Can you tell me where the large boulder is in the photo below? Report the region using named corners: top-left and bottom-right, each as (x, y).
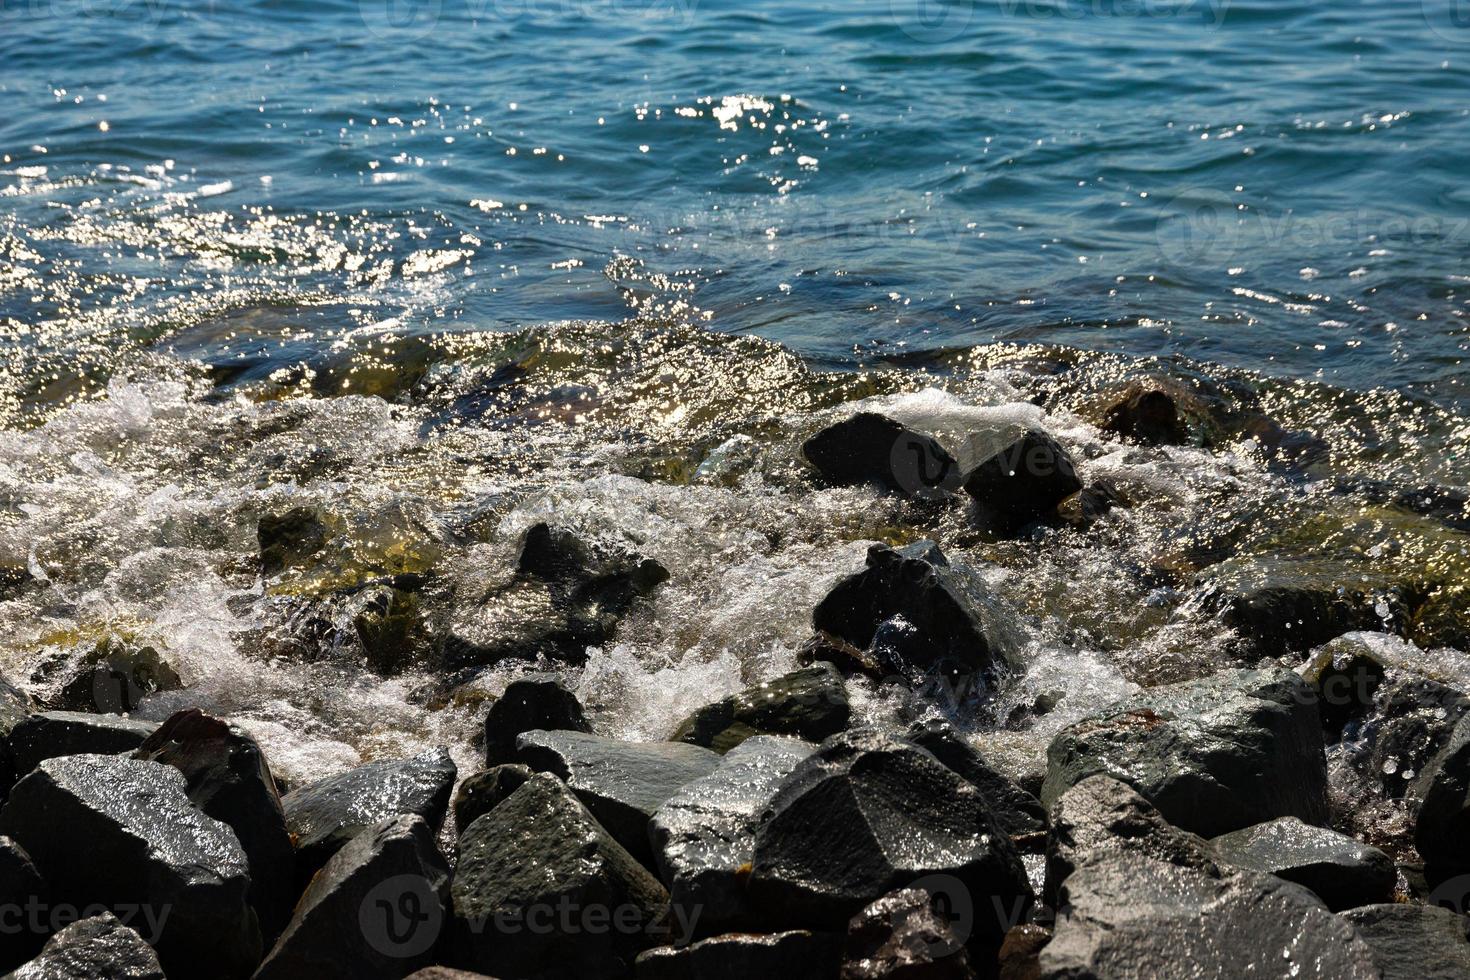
top-left (1040, 854), bottom-right (1379, 979)
top-left (6, 912), bottom-right (165, 980)
top-left (282, 747), bottom-right (456, 886)
top-left (0, 835), bottom-right (47, 971)
top-left (671, 664), bottom-right (850, 754)
top-left (516, 730), bottom-right (720, 867)
top-left (801, 412), bottom-right (961, 501)
top-left (1041, 668), bottom-right (1329, 837)
top-left (841, 887), bottom-right (974, 980)
top-left (905, 720), bottom-right (1046, 844)
top-left (649, 735), bottom-right (815, 930)
top-left (1339, 903), bottom-right (1470, 980)
top-left (0, 754), bottom-right (260, 979)
top-left (636, 930), bottom-right (843, 980)
top-left (6, 711), bottom-right (157, 785)
top-left (451, 773), bottom-right (670, 980)
top-left (255, 815), bottom-right (450, 980)
top-left (748, 730), bottom-right (1033, 950)
top-left (1209, 817), bottom-right (1394, 911)
top-left (484, 676), bottom-right (591, 766)
top-left (132, 709), bottom-right (296, 943)
top-left (453, 763), bottom-right (534, 833)
top-left (1412, 712), bottom-right (1470, 885)
top-left (961, 429), bottom-right (1082, 536)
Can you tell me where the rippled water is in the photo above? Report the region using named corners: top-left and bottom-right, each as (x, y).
top-left (1, 0), bottom-right (1468, 788)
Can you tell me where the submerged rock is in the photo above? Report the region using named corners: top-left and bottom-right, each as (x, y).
top-left (636, 930), bottom-right (843, 980)
top-left (961, 429), bottom-right (1082, 536)
top-left (6, 711), bottom-right (157, 786)
top-left (1198, 557), bottom-right (1392, 656)
top-left (452, 773), bottom-right (669, 980)
top-left (1209, 817), bottom-right (1394, 911)
top-left (1041, 668), bottom-right (1329, 837)
top-left (484, 676), bottom-right (592, 765)
top-left (0, 754), bottom-right (260, 979)
top-left (801, 412), bottom-right (961, 501)
top-left (1339, 903), bottom-right (1470, 980)
top-left (904, 720), bottom-right (1047, 844)
top-left (51, 637), bottom-right (182, 714)
top-left (671, 663), bottom-right (850, 753)
top-left (453, 763), bottom-right (534, 833)
top-left (354, 584), bottom-right (430, 677)
top-left (0, 835), bottom-right (47, 971)
top-left (6, 912), bottom-right (165, 980)
top-left (258, 506), bottom-right (328, 576)
top-left (1101, 384), bottom-right (1188, 446)
top-left (841, 887), bottom-right (974, 980)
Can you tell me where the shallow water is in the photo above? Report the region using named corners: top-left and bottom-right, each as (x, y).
top-left (1, 0), bottom-right (1468, 787)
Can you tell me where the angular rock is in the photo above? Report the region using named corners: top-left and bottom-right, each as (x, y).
top-left (453, 764), bottom-right (533, 833)
top-left (6, 913), bottom-right (165, 980)
top-left (256, 815), bottom-right (450, 980)
top-left (516, 730), bottom-right (720, 867)
top-left (1041, 667), bottom-right (1329, 837)
top-left (749, 730), bottom-right (1033, 950)
top-left (1199, 557), bottom-right (1391, 656)
top-left (1042, 775), bottom-right (1217, 907)
top-left (0, 675), bottom-right (33, 799)
top-left (258, 506), bottom-right (327, 575)
top-left (649, 736), bottom-right (815, 930)
top-left (1339, 903), bottom-right (1470, 980)
top-left (0, 835), bottom-right (47, 971)
top-left (452, 773), bottom-right (669, 980)
top-left (7, 711), bottom-right (157, 786)
top-left (961, 429), bottom-right (1082, 536)
top-left (51, 637), bottom-right (182, 714)
top-left (0, 754), bottom-right (260, 979)
top-left (842, 887), bottom-right (974, 980)
top-left (671, 663), bottom-right (850, 753)
top-left (1369, 676), bottom-right (1470, 799)
top-left (283, 747), bottom-right (456, 886)
top-left (636, 930), bottom-right (843, 980)
top-left (1041, 854), bottom-right (1379, 979)
top-left (133, 709), bottom-right (296, 942)
top-left (802, 412), bottom-right (961, 501)
top-left (484, 676), bottom-right (591, 765)
top-left (1101, 384), bottom-right (1188, 445)
top-left (997, 924), bottom-right (1048, 980)
top-left (905, 720), bottom-right (1046, 844)
top-left (1209, 817), bottom-right (1394, 911)
top-left (1412, 712), bottom-right (1470, 885)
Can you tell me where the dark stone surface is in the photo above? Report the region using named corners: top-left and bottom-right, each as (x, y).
top-left (256, 815), bottom-right (450, 980)
top-left (0, 675), bottom-right (33, 800)
top-left (801, 412), bottom-right (961, 501)
top-left (453, 764), bottom-right (534, 834)
top-left (1339, 903), bottom-right (1470, 980)
top-left (997, 924), bottom-right (1048, 980)
top-left (258, 506), bottom-right (327, 575)
top-left (7, 711), bottom-right (157, 788)
top-left (1040, 854), bottom-right (1379, 979)
top-left (0, 835), bottom-right (47, 972)
top-left (51, 638), bottom-right (181, 714)
top-left (132, 709), bottom-right (296, 943)
top-left (484, 677), bottom-right (591, 766)
top-left (1041, 668), bottom-right (1329, 838)
top-left (1412, 712), bottom-right (1470, 886)
top-left (671, 663), bottom-right (849, 753)
top-left (905, 720), bottom-right (1047, 844)
top-left (961, 429), bottom-right (1082, 536)
top-left (6, 912), bottom-right (165, 980)
top-left (452, 773), bottom-right (669, 980)
top-left (841, 887), bottom-right (974, 980)
top-left (1209, 817), bottom-right (1394, 911)
top-left (282, 746), bottom-right (456, 887)
top-left (0, 754), bottom-right (260, 979)
top-left (404, 970), bottom-right (500, 980)
top-left (1370, 676), bottom-right (1470, 799)
top-left (354, 584), bottom-right (430, 677)
top-left (635, 930), bottom-right (843, 980)
top-left (1199, 558), bottom-right (1391, 656)
top-left (516, 730), bottom-right (720, 868)
top-left (1101, 385), bottom-right (1188, 446)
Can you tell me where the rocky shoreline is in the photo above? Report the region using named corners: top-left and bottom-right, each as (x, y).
top-left (2, 380), bottom-right (1470, 979)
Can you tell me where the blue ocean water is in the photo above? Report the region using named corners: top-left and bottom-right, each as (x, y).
top-left (3, 0), bottom-right (1468, 415)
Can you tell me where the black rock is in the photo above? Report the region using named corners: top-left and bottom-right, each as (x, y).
top-left (258, 506), bottom-right (328, 576)
top-left (1412, 712), bottom-right (1470, 886)
top-left (1339, 903), bottom-right (1470, 980)
top-left (748, 730), bottom-right (1033, 950)
top-left (6, 711), bottom-right (157, 786)
top-left (1199, 558), bottom-right (1390, 656)
top-left (961, 429), bottom-right (1082, 536)
top-left (516, 730), bottom-right (720, 867)
top-left (635, 930), bottom-right (843, 980)
top-left (404, 970), bottom-right (498, 980)
top-left (484, 676), bottom-right (592, 765)
top-left (282, 747), bottom-right (456, 886)
top-left (842, 887), bottom-right (974, 980)
top-left (0, 754), bottom-right (261, 979)
top-left (1295, 640), bottom-right (1388, 740)
top-left (1209, 817), bottom-right (1394, 911)
top-left (132, 709), bottom-right (296, 943)
top-left (649, 736), bottom-right (815, 931)
top-left (1101, 385), bottom-right (1188, 445)
top-left (1041, 854), bottom-right (1379, 979)
top-left (1369, 676), bottom-right (1470, 799)
top-left (671, 664), bottom-right (850, 753)
top-left (1042, 775), bottom-right (1218, 908)
top-left (51, 637), bottom-right (182, 714)
top-left (452, 773), bottom-right (670, 980)
top-left (801, 412), bottom-right (961, 501)
top-left (1041, 668), bottom-right (1329, 837)
top-left (256, 815), bottom-right (450, 980)
top-left (0, 835), bottom-right (47, 971)
top-left (905, 720), bottom-right (1047, 845)
top-left (6, 912), bottom-right (165, 980)
top-left (453, 763), bottom-right (534, 832)
top-left (0, 675), bottom-right (33, 799)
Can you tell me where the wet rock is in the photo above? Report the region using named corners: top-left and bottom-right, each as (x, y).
top-left (132, 709), bottom-right (295, 942)
top-left (1054, 480), bottom-right (1127, 532)
top-left (649, 735), bottom-right (815, 931)
top-left (256, 815), bottom-right (450, 980)
top-left (636, 930), bottom-right (843, 980)
top-left (1412, 713), bottom-right (1470, 886)
top-left (812, 541), bottom-right (1014, 691)
top-left (1101, 384), bottom-right (1188, 445)
top-left (798, 631), bottom-right (884, 680)
top-left (258, 506), bottom-right (328, 575)
top-left (1209, 817), bottom-right (1394, 911)
top-left (802, 412), bottom-right (961, 501)
top-left (961, 429), bottom-right (1082, 537)
top-left (452, 773), bottom-right (669, 980)
top-left (0, 835), bottom-right (47, 971)
top-left (841, 887), bottom-right (974, 980)
top-left (1296, 639), bottom-right (1388, 740)
top-left (671, 663), bottom-right (850, 753)
top-left (283, 746), bottom-right (456, 886)
top-left (516, 730), bottom-right (720, 867)
top-left (7, 711), bottom-right (157, 785)
top-left (0, 754), bottom-right (261, 979)
top-left (997, 924), bottom-right (1048, 980)
top-left (1339, 903), bottom-right (1470, 980)
top-left (1042, 775), bottom-right (1218, 907)
top-left (905, 720), bottom-right (1047, 844)
top-left (1199, 557), bottom-right (1392, 656)
top-left (748, 729), bottom-right (1033, 950)
top-left (1040, 854), bottom-right (1379, 979)
top-left (6, 912), bottom-right (165, 980)
top-left (453, 764), bottom-right (534, 833)
top-left (52, 637), bottom-right (182, 714)
top-left (354, 584), bottom-right (430, 676)
top-left (405, 970), bottom-right (499, 980)
top-left (484, 676), bottom-right (591, 765)
top-left (0, 675), bottom-right (33, 799)
top-left (1370, 677), bottom-right (1470, 798)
